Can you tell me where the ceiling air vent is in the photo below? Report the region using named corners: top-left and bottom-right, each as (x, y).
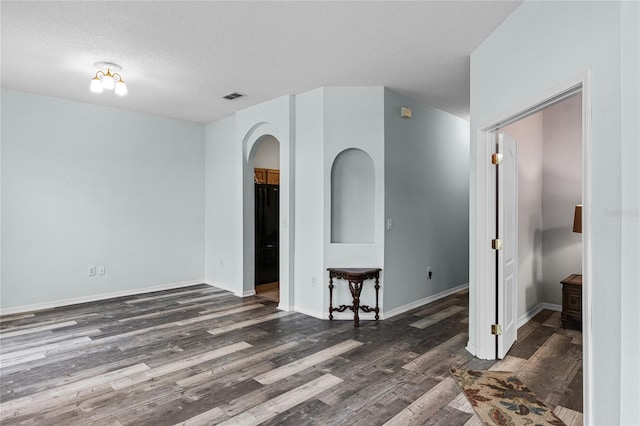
top-left (222, 92), bottom-right (244, 100)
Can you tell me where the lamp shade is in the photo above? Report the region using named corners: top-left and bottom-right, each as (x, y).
top-left (573, 204), bottom-right (582, 233)
top-left (102, 72), bottom-right (115, 90)
top-left (115, 80), bottom-right (128, 96)
top-left (90, 77), bottom-right (103, 93)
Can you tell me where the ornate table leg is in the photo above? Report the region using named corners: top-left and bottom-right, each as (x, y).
top-left (349, 280), bottom-right (364, 327)
top-left (328, 276), bottom-right (334, 320)
top-left (374, 276), bottom-right (380, 321)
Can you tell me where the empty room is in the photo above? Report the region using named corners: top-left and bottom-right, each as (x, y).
top-left (1, 1), bottom-right (638, 425)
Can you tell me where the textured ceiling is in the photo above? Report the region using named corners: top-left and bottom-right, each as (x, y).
top-left (1, 1), bottom-right (521, 124)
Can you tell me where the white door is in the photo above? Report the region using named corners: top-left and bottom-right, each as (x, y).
top-left (496, 132), bottom-right (518, 358)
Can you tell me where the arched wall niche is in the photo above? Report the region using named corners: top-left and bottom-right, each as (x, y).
top-left (330, 148), bottom-right (375, 243)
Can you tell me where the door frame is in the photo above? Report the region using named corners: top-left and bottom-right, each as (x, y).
top-left (242, 123), bottom-right (293, 312)
top-left (472, 71), bottom-right (592, 421)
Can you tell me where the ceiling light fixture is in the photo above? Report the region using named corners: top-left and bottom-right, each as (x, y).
top-left (90, 61), bottom-right (127, 96)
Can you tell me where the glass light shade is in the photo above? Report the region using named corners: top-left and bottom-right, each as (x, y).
top-left (115, 80), bottom-right (128, 96)
top-left (102, 73), bottom-right (115, 90)
top-left (90, 77), bottom-right (104, 93)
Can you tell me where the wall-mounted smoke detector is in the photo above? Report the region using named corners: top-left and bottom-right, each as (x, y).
top-left (222, 92), bottom-right (244, 100)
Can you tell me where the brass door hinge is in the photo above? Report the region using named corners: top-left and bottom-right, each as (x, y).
top-left (491, 324), bottom-right (503, 335)
top-left (491, 239), bottom-right (502, 250)
top-left (491, 153), bottom-right (503, 165)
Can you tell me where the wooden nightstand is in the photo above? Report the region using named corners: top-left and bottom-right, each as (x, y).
top-left (561, 274), bottom-right (582, 328)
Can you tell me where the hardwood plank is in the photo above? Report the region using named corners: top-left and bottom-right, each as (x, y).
top-left (516, 333), bottom-right (581, 408)
top-left (176, 341), bottom-right (299, 388)
top-left (409, 305), bottom-right (467, 329)
top-left (177, 293), bottom-right (233, 304)
top-left (0, 352), bottom-right (46, 368)
top-left (0, 320), bottom-right (77, 338)
top-left (542, 310), bottom-right (563, 328)
top-left (206, 311), bottom-right (293, 337)
top-left (0, 363), bottom-right (151, 421)
top-left (0, 312), bottom-right (35, 323)
top-left (117, 302), bottom-right (222, 323)
top-left (383, 377), bottom-right (460, 426)
top-left (254, 339), bottom-right (363, 385)
top-left (0, 336), bottom-right (93, 368)
top-left (421, 405), bottom-right (473, 426)
top-left (448, 392), bottom-right (475, 414)
top-left (403, 332), bottom-right (467, 373)
top-left (110, 341), bottom-right (252, 390)
top-left (172, 406), bottom-right (226, 426)
top-left (489, 354), bottom-right (527, 372)
top-left (217, 373), bottom-right (342, 426)
top-left (553, 405), bottom-right (583, 426)
top-left (508, 321), bottom-right (555, 359)
top-left (463, 415), bottom-right (484, 426)
top-left (124, 287), bottom-right (223, 304)
top-left (411, 297), bottom-right (465, 317)
top-left (1, 327), bottom-right (103, 354)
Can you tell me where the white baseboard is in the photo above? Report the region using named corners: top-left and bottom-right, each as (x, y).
top-left (277, 303), bottom-right (294, 312)
top-left (518, 302), bottom-right (562, 328)
top-left (383, 282), bottom-right (469, 319)
top-left (293, 305), bottom-right (324, 319)
top-left (466, 342), bottom-right (478, 356)
top-left (294, 305), bottom-right (378, 321)
top-left (292, 283), bottom-right (469, 322)
top-left (203, 280), bottom-right (242, 296)
top-left (205, 281), bottom-right (256, 298)
top-left (0, 279), bottom-right (207, 316)
top-left (323, 312), bottom-right (378, 321)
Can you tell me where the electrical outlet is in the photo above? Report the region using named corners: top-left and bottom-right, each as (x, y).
top-left (311, 276), bottom-right (316, 286)
top-left (88, 266), bottom-right (96, 276)
top-left (98, 266), bottom-right (106, 275)
top-left (386, 218), bottom-right (393, 230)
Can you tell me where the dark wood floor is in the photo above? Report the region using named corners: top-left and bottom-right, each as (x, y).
top-left (0, 285), bottom-right (582, 425)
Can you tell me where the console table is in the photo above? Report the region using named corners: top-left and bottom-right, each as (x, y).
top-left (327, 267), bottom-right (381, 327)
top-left (561, 273), bottom-right (582, 328)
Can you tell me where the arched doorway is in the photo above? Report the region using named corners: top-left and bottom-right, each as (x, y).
top-left (253, 136), bottom-right (280, 302)
top-left (241, 121), bottom-right (292, 311)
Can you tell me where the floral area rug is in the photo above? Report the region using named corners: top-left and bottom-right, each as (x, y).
top-left (450, 369), bottom-right (566, 426)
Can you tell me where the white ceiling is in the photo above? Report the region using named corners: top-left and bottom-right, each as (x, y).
top-left (1, 1), bottom-right (521, 124)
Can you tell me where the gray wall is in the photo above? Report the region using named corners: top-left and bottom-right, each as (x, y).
top-left (503, 112), bottom-right (545, 319)
top-left (323, 87), bottom-right (385, 315)
top-left (542, 94), bottom-right (582, 302)
top-left (330, 148), bottom-right (375, 243)
top-left (293, 88), bottom-right (325, 316)
top-left (469, 1), bottom-right (639, 422)
top-left (502, 94), bottom-right (582, 321)
top-left (204, 115), bottom-right (239, 293)
top-left (1, 89), bottom-right (205, 309)
top-left (254, 135), bottom-right (280, 169)
top-left (383, 88), bottom-right (470, 313)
